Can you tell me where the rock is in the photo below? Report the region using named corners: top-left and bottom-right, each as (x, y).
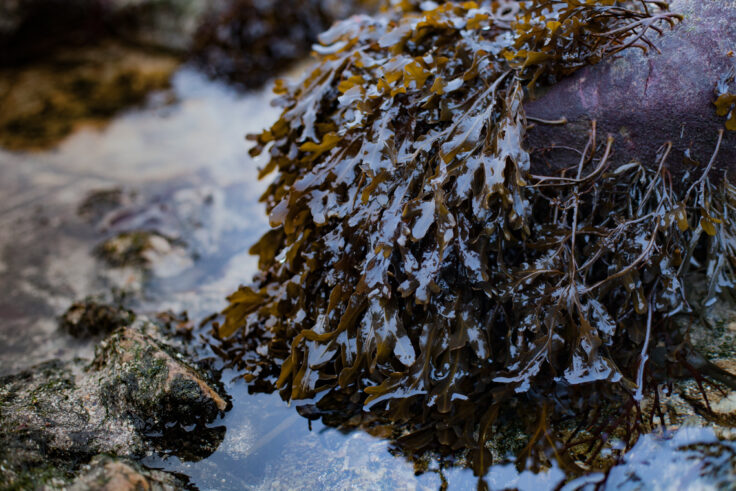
top-left (95, 230), bottom-right (189, 270)
top-left (95, 229), bottom-right (195, 281)
top-left (0, 0), bottom-right (217, 64)
top-left (0, 360), bottom-right (144, 485)
top-left (524, 0), bottom-right (736, 177)
top-left (60, 300), bottom-right (136, 338)
top-left (93, 325), bottom-right (228, 428)
top-left (0, 318), bottom-right (227, 488)
top-left (191, 0), bottom-right (375, 89)
top-left (69, 455), bottom-right (190, 491)
top-left (0, 41), bottom-right (179, 151)
top-left (78, 188), bottom-right (130, 224)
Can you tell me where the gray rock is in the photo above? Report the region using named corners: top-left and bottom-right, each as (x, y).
top-left (93, 324), bottom-right (228, 428)
top-left (525, 0), bottom-right (736, 177)
top-left (0, 318), bottom-right (227, 489)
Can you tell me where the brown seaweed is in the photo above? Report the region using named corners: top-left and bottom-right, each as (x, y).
top-left (212, 0), bottom-right (734, 479)
top-left (190, 0), bottom-right (378, 89)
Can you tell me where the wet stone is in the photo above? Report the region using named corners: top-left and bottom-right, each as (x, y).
top-left (93, 324), bottom-right (228, 429)
top-left (69, 455), bottom-right (191, 491)
top-left (59, 300), bottom-right (136, 338)
top-left (95, 230), bottom-right (189, 270)
top-left (77, 188), bottom-right (130, 224)
top-left (0, 317), bottom-right (228, 489)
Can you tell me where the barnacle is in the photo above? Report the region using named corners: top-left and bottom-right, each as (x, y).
top-left (213, 0), bottom-right (734, 477)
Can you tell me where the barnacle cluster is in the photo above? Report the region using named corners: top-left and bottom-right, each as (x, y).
top-left (214, 0), bottom-right (735, 476)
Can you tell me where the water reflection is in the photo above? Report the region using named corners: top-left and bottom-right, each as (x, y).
top-left (144, 379), bottom-right (484, 490)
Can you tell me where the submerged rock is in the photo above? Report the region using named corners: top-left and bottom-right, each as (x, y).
top-left (0, 316), bottom-right (227, 488)
top-left (525, 0), bottom-right (736, 176)
top-left (95, 229), bottom-right (191, 273)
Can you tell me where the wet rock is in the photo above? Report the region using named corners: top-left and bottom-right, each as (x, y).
top-left (78, 188), bottom-right (130, 224)
top-left (0, 318), bottom-right (227, 488)
top-left (69, 455), bottom-right (190, 491)
top-left (93, 325), bottom-right (228, 428)
top-left (0, 360), bottom-right (144, 481)
top-left (0, 42), bottom-right (179, 151)
top-left (60, 300), bottom-right (136, 338)
top-left (525, 0), bottom-right (736, 177)
top-left (0, 0), bottom-right (217, 65)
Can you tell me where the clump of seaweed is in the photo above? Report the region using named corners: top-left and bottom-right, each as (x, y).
top-left (213, 0), bottom-right (735, 478)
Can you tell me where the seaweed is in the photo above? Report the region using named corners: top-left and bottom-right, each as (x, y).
top-left (715, 68), bottom-right (736, 132)
top-left (190, 0), bottom-right (378, 89)
top-left (213, 0), bottom-right (734, 479)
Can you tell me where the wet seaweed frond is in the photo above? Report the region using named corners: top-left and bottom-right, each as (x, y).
top-left (508, 1), bottom-right (681, 87)
top-left (715, 68), bottom-right (736, 131)
top-left (209, 0), bottom-right (736, 476)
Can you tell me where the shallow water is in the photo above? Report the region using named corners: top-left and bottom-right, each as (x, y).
top-left (0, 65), bottom-right (731, 490)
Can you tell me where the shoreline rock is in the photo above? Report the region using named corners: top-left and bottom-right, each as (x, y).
top-left (0, 315), bottom-right (228, 489)
top-left (525, 0), bottom-right (736, 177)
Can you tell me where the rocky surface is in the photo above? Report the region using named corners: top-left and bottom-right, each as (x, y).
top-left (525, 0), bottom-right (736, 177)
top-left (0, 316), bottom-right (227, 489)
top-left (96, 230), bottom-right (192, 271)
top-left (69, 455), bottom-right (191, 491)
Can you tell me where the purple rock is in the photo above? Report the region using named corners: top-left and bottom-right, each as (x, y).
top-left (525, 0), bottom-right (736, 178)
